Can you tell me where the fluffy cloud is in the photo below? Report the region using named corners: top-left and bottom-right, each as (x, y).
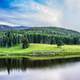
top-left (62, 0), bottom-right (80, 31)
top-left (0, 0), bottom-right (63, 27)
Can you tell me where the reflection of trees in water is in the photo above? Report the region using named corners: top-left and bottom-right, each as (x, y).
top-left (0, 58), bottom-right (80, 74)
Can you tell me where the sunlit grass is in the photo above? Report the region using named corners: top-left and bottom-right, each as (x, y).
top-left (0, 44), bottom-right (58, 54)
top-left (0, 44), bottom-right (80, 56)
top-left (63, 45), bottom-right (80, 52)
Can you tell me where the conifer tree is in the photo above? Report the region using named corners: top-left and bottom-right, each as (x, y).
top-left (21, 34), bottom-right (29, 49)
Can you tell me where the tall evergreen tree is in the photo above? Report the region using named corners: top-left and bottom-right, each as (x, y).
top-left (21, 34), bottom-right (29, 49)
top-left (4, 31), bottom-right (13, 47)
top-left (56, 38), bottom-right (64, 47)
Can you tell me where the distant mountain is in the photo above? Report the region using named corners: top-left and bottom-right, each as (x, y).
top-left (0, 25), bottom-right (31, 31)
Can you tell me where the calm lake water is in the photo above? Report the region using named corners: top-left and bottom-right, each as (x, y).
top-left (0, 58), bottom-right (80, 80)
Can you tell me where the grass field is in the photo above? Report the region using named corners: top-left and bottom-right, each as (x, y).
top-left (0, 44), bottom-right (57, 54)
top-left (0, 44), bottom-right (80, 54)
top-left (0, 44), bottom-right (80, 60)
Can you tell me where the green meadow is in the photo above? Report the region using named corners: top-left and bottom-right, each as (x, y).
top-left (0, 44), bottom-right (58, 54)
top-left (0, 43), bottom-right (80, 60)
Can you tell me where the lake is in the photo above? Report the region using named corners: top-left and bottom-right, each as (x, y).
top-left (0, 58), bottom-right (80, 80)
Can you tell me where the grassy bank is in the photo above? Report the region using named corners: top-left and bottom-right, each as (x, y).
top-left (0, 44), bottom-right (80, 60)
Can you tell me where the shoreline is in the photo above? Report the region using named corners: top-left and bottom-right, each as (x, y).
top-left (0, 55), bottom-right (80, 61)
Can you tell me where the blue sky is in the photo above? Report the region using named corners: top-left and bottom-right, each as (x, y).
top-left (0, 0), bottom-right (80, 31)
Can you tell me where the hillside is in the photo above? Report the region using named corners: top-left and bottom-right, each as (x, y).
top-left (0, 25), bottom-right (80, 38)
top-left (26, 27), bottom-right (80, 37)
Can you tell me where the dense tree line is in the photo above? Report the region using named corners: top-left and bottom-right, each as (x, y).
top-left (0, 30), bottom-right (80, 49)
top-left (0, 32), bottom-right (20, 47)
top-left (27, 33), bottom-right (80, 45)
top-left (0, 31), bottom-right (29, 49)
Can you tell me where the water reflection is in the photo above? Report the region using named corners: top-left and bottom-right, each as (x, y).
top-left (0, 58), bottom-right (66, 74)
top-left (0, 58), bottom-right (79, 74)
top-left (0, 58), bottom-right (80, 80)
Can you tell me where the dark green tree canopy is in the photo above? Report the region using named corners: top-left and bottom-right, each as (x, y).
top-left (21, 34), bottom-right (29, 49)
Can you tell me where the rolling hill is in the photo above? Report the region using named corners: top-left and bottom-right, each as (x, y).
top-left (0, 25), bottom-right (80, 37)
top-left (26, 27), bottom-right (80, 37)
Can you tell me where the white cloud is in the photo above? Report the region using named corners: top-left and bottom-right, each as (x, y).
top-left (0, 1), bottom-right (63, 27)
top-left (0, 21), bottom-right (16, 26)
top-left (62, 0), bottom-right (80, 31)
top-left (28, 2), bottom-right (63, 26)
top-left (1, 0), bottom-right (80, 32)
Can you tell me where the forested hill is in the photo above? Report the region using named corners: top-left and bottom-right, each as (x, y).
top-left (0, 25), bottom-right (80, 37)
top-left (0, 25), bottom-right (80, 45)
top-left (26, 27), bottom-right (80, 37)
